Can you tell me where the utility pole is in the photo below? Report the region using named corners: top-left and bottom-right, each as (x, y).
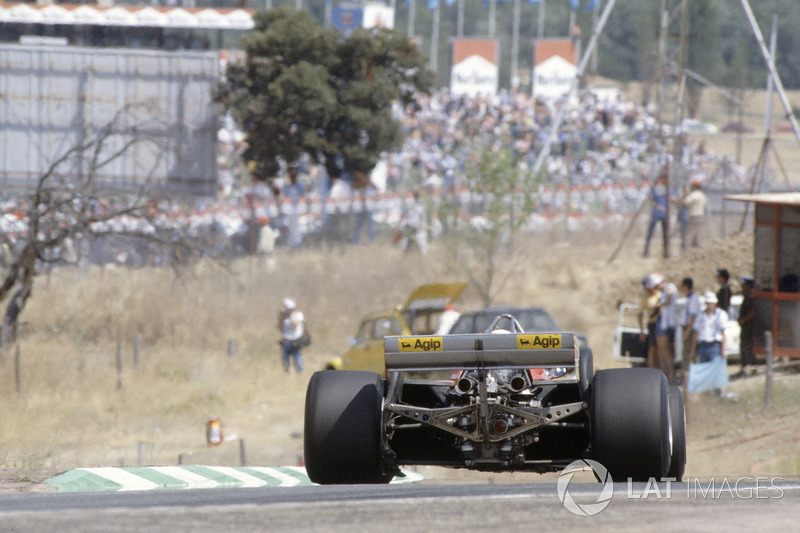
top-left (665, 0), bottom-right (690, 258)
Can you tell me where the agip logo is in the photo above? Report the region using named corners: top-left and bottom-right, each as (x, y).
top-left (517, 333), bottom-right (562, 350)
top-left (398, 337), bottom-right (443, 352)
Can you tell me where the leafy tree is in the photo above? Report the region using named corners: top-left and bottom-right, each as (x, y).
top-left (442, 144), bottom-right (538, 307)
top-left (217, 8), bottom-right (432, 182)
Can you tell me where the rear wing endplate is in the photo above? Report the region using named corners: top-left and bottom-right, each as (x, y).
top-left (384, 332), bottom-right (579, 371)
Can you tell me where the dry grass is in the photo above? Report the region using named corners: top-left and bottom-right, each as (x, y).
top-left (0, 218), bottom-right (795, 483)
top-left (0, 244), bottom-right (466, 475)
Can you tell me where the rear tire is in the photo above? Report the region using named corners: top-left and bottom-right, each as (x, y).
top-left (304, 370), bottom-right (392, 484)
top-left (591, 368), bottom-right (671, 481)
top-left (666, 385), bottom-right (687, 481)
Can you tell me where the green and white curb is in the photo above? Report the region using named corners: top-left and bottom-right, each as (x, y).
top-left (45, 466), bottom-right (424, 492)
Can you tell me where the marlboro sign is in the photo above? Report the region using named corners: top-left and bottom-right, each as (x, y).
top-left (450, 39), bottom-right (498, 98)
top-left (533, 39), bottom-right (578, 100)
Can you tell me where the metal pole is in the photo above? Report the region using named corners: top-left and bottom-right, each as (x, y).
top-left (532, 0), bottom-right (617, 176)
top-left (510, 0), bottom-right (521, 90)
top-left (536, 0), bottom-right (545, 39)
top-left (740, 0), bottom-right (800, 149)
top-left (568, 7), bottom-right (575, 38)
top-left (457, 0), bottom-right (464, 37)
top-left (537, 0), bottom-right (545, 39)
top-left (590, 0), bottom-right (600, 75)
top-left (134, 332), bottom-right (141, 368)
top-left (763, 15), bottom-right (778, 172)
top-left (764, 331), bottom-right (773, 406)
top-left (430, 1), bottom-right (440, 75)
top-left (666, 0), bottom-right (689, 258)
top-left (489, 0), bottom-right (496, 38)
top-left (656, 0), bottom-right (667, 130)
top-left (408, 0), bottom-right (415, 39)
top-left (116, 341), bottom-right (123, 390)
top-left (14, 345), bottom-right (21, 395)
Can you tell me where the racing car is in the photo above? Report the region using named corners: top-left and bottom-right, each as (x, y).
top-left (304, 314), bottom-right (686, 484)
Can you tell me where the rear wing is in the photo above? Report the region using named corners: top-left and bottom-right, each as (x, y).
top-left (384, 332), bottom-right (579, 372)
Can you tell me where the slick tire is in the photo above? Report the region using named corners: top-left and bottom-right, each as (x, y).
top-left (304, 370), bottom-right (393, 484)
top-left (666, 385), bottom-right (687, 482)
top-left (591, 368), bottom-right (671, 482)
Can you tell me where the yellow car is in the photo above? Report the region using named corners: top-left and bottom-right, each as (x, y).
top-left (324, 282), bottom-right (468, 375)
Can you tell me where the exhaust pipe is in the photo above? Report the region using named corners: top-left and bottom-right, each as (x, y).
top-left (508, 374), bottom-right (527, 393)
top-left (454, 377), bottom-right (476, 395)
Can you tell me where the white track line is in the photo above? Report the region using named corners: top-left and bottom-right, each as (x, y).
top-left (204, 466), bottom-right (268, 488)
top-left (81, 467), bottom-right (160, 492)
top-left (148, 466), bottom-right (220, 489)
top-left (247, 466), bottom-right (303, 486)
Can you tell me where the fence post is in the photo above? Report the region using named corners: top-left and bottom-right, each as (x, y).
top-left (764, 331), bottom-right (773, 407)
top-left (116, 342), bottom-right (123, 390)
top-left (0, 325), bottom-right (7, 365)
top-left (239, 438), bottom-right (247, 467)
top-left (14, 345), bottom-right (21, 395)
top-left (138, 441), bottom-right (146, 466)
top-left (133, 332), bottom-right (141, 368)
top-left (228, 339), bottom-right (237, 376)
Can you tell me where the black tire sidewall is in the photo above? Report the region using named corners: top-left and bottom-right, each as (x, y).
top-left (591, 368), bottom-right (671, 481)
top-left (666, 385), bottom-right (687, 481)
top-left (304, 370), bottom-right (390, 484)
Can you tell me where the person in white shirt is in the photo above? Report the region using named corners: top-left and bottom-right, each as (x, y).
top-left (679, 179), bottom-right (707, 249)
top-left (278, 298), bottom-right (306, 373)
top-left (694, 291), bottom-right (728, 363)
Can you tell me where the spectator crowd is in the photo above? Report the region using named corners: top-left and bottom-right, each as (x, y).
top-left (2, 87), bottom-right (750, 265)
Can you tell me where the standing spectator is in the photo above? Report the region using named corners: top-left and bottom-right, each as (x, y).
top-left (282, 164), bottom-right (305, 247)
top-left (689, 291), bottom-right (730, 397)
top-left (436, 303), bottom-right (461, 335)
top-left (638, 273), bottom-right (663, 369)
top-left (695, 291), bottom-right (728, 363)
top-left (278, 298), bottom-right (305, 373)
top-left (654, 275), bottom-right (677, 382)
top-left (643, 175), bottom-right (670, 258)
top-left (735, 276), bottom-right (756, 378)
top-left (694, 291), bottom-right (729, 396)
top-left (402, 191), bottom-right (428, 254)
top-left (716, 268), bottom-right (732, 312)
top-left (352, 178), bottom-right (376, 245)
top-left (679, 277), bottom-right (702, 376)
top-left (674, 183), bottom-right (690, 251)
top-left (680, 179), bottom-right (707, 249)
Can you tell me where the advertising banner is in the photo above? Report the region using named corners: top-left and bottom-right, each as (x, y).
top-left (362, 2), bottom-right (394, 29)
top-left (450, 39), bottom-right (498, 98)
top-left (331, 5), bottom-right (363, 37)
top-left (532, 39), bottom-right (578, 100)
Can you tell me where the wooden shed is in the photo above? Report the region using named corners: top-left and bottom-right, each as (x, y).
top-left (727, 193), bottom-right (800, 358)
